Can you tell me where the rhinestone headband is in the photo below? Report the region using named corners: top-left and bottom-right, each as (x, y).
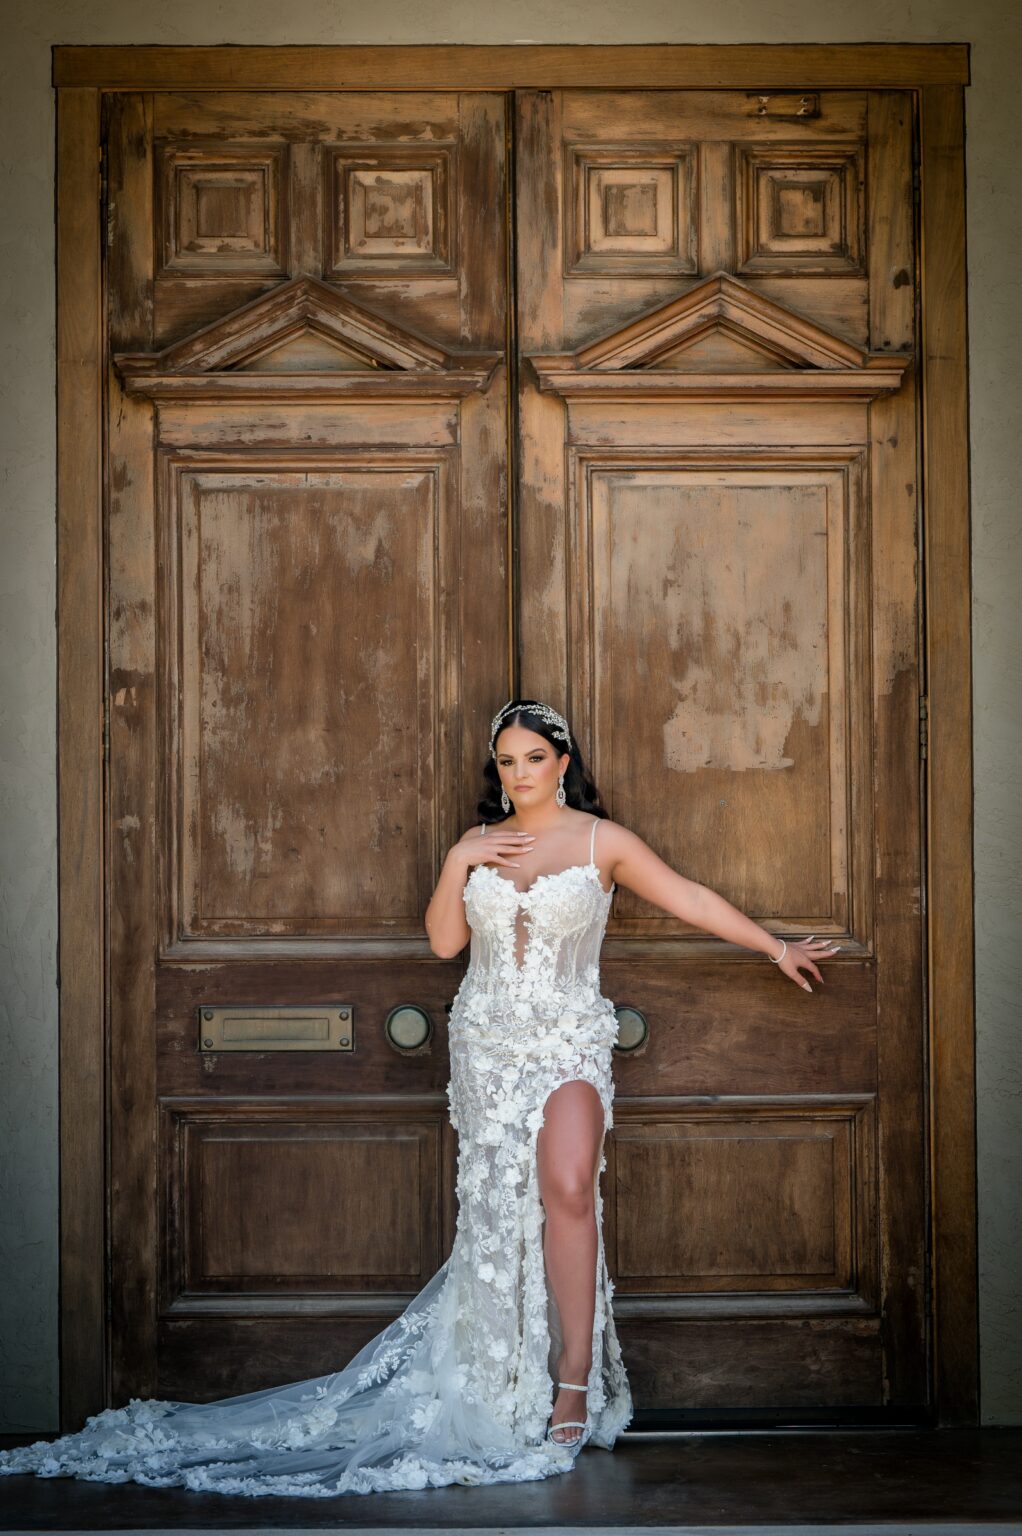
top-left (489, 700), bottom-right (572, 759)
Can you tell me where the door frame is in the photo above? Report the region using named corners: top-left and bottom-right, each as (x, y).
top-left (52, 42), bottom-right (976, 1429)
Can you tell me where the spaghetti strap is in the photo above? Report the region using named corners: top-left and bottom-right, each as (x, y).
top-left (589, 815), bottom-right (598, 865)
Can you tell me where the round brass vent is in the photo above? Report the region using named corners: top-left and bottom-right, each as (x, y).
top-left (385, 1004), bottom-right (433, 1052)
top-left (613, 1005), bottom-right (649, 1053)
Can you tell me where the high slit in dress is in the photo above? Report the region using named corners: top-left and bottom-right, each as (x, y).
top-left (0, 814), bottom-right (633, 1497)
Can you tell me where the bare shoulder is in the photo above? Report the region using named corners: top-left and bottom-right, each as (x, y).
top-left (593, 816), bottom-right (656, 871)
top-left (454, 822), bottom-right (489, 845)
top-left (593, 816), bottom-right (640, 854)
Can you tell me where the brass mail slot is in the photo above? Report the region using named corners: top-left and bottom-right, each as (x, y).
top-left (198, 1005), bottom-right (354, 1052)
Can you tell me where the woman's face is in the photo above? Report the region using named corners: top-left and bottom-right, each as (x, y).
top-left (493, 724), bottom-right (570, 810)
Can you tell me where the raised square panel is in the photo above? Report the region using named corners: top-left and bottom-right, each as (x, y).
top-left (161, 1101), bottom-right (444, 1305)
top-left (566, 144), bottom-right (697, 275)
top-left (326, 147), bottom-right (455, 275)
top-left (606, 1101), bottom-right (877, 1303)
top-left (157, 144), bottom-right (287, 277)
top-left (593, 169), bottom-right (673, 251)
top-left (735, 143), bottom-right (865, 274)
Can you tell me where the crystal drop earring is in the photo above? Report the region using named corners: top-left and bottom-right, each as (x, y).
top-left (501, 786), bottom-right (511, 813)
top-left (555, 773), bottom-right (566, 809)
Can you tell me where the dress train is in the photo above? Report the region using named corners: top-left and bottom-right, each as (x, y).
top-left (0, 814), bottom-right (632, 1496)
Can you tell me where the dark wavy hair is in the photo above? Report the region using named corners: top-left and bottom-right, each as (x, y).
top-left (476, 698), bottom-right (610, 824)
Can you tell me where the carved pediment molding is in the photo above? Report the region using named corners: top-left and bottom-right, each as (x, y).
top-left (529, 271), bottom-right (911, 402)
top-left (115, 276), bottom-right (500, 400)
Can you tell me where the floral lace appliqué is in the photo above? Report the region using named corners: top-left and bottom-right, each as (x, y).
top-left (0, 856), bottom-right (632, 1497)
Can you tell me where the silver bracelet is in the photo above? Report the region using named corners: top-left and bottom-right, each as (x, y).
top-left (768, 938), bottom-right (787, 964)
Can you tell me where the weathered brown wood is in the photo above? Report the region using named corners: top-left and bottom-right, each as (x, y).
top-left (54, 53), bottom-right (975, 1430)
top-left (155, 1317), bottom-right (428, 1401)
top-left (288, 140), bottom-right (323, 280)
top-left (56, 85), bottom-right (106, 1432)
top-left (566, 402), bottom-right (871, 450)
top-left (119, 372), bottom-right (496, 400)
top-left (160, 1098), bottom-right (451, 1306)
top-left (156, 446), bottom-right (460, 958)
top-left (605, 1100), bottom-right (876, 1304)
top-left (156, 965), bottom-right (455, 1097)
top-left (617, 1317), bottom-right (882, 1410)
top-left (517, 85), bottom-right (927, 1416)
top-left (148, 94), bottom-right (472, 348)
top-left (568, 272), bottom-right (874, 369)
top-left (154, 402), bottom-right (460, 452)
top-left (53, 44), bottom-right (970, 91)
top-left (532, 372), bottom-right (909, 401)
top-left (455, 92), bottom-right (512, 811)
top-left (106, 91), bottom-right (159, 1403)
top-left (918, 84), bottom-right (979, 1426)
top-left (556, 91), bottom-right (875, 351)
top-left (865, 89), bottom-right (929, 1412)
top-left (514, 88), bottom-right (570, 710)
top-left (100, 86), bottom-right (507, 1400)
top-left (117, 276), bottom-right (463, 375)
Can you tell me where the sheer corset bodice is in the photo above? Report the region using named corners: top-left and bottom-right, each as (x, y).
top-left (454, 815), bottom-right (616, 1015)
top-left (447, 813), bottom-right (621, 1104)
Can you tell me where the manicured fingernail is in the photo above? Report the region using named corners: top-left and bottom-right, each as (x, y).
top-left (804, 982), bottom-right (812, 991)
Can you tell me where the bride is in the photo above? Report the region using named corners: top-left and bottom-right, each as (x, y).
top-left (0, 698), bottom-right (838, 1498)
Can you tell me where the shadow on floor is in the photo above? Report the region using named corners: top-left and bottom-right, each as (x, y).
top-left (1, 1428), bottom-right (1021, 1530)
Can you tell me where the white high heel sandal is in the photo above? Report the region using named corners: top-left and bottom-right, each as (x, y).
top-left (546, 1379), bottom-right (592, 1453)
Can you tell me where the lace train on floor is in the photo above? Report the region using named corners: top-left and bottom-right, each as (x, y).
top-left (1, 825), bottom-right (633, 1497)
top-left (0, 1258), bottom-right (576, 1497)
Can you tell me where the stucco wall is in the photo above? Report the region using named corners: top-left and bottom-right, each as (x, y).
top-left (1, 0), bottom-right (1018, 1431)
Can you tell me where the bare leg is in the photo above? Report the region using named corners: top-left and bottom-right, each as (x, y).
top-left (537, 1079), bottom-right (605, 1444)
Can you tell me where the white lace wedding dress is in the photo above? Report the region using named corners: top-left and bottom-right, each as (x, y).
top-left (0, 815), bottom-right (632, 1498)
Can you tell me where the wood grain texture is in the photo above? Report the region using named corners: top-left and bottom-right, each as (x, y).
top-left (56, 86), bottom-right (106, 1432)
top-left (455, 93), bottom-right (511, 814)
top-left (53, 45), bottom-right (970, 91)
top-left (617, 1316), bottom-right (882, 1410)
top-left (160, 1098), bottom-right (451, 1305)
top-left (865, 89), bottom-right (929, 1412)
top-left (54, 56), bottom-right (975, 1427)
top-left (100, 87), bottom-right (506, 1400)
top-left (105, 92), bottom-right (160, 1405)
top-left (605, 1101), bottom-right (877, 1305)
top-left (516, 85), bottom-right (929, 1415)
top-left (918, 84), bottom-right (979, 1426)
top-left (514, 89), bottom-right (570, 707)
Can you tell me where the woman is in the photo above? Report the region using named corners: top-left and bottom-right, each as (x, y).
top-left (0, 698), bottom-right (837, 1498)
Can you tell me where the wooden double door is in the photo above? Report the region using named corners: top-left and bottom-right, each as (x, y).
top-left (105, 84), bottom-right (926, 1421)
